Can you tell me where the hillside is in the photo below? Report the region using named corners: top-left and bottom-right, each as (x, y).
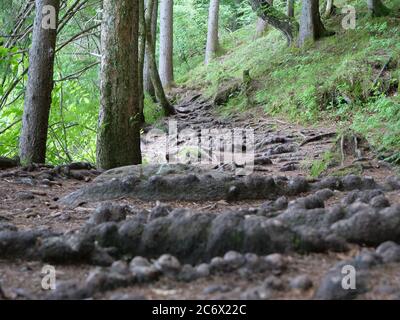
top-left (173, 0), bottom-right (400, 168)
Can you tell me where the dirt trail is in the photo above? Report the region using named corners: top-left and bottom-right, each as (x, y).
top-left (0, 92), bottom-right (400, 300)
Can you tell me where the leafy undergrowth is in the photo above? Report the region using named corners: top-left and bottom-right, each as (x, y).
top-left (179, 0), bottom-right (400, 161)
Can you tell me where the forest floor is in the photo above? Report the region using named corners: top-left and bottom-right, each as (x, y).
top-left (1, 91), bottom-right (400, 300)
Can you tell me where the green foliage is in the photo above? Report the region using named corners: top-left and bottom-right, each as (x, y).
top-left (173, 0), bottom-right (256, 80)
top-left (1, 0), bottom-right (400, 166)
top-left (309, 151), bottom-right (335, 178)
top-left (181, 0), bottom-right (400, 161)
top-left (0, 0), bottom-right (101, 164)
top-left (143, 94), bottom-right (164, 124)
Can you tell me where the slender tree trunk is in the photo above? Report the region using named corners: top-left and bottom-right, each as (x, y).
top-left (159, 0), bottom-right (174, 89)
top-left (19, 0), bottom-right (60, 165)
top-left (205, 0), bottom-right (220, 64)
top-left (254, 17), bottom-right (268, 39)
top-left (145, 0), bottom-right (175, 116)
top-left (97, 0), bottom-right (142, 170)
top-left (138, 0), bottom-right (146, 123)
top-left (298, 0), bottom-right (331, 47)
top-left (367, 0), bottom-right (390, 17)
top-left (253, 0), bottom-right (273, 39)
top-left (287, 0), bottom-right (295, 17)
top-left (324, 0), bottom-right (333, 17)
top-left (143, 0), bottom-right (158, 99)
top-left (249, 0), bottom-right (298, 46)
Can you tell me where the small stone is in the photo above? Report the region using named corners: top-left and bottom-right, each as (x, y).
top-left (223, 251), bottom-right (245, 270)
top-left (342, 175), bottom-right (362, 191)
top-left (178, 264), bottom-right (198, 282)
top-left (240, 286), bottom-right (272, 300)
top-left (85, 268), bottom-right (128, 293)
top-left (264, 253), bottom-right (286, 270)
top-left (376, 281), bottom-right (397, 295)
top-left (195, 263), bottom-right (210, 278)
top-left (370, 195), bottom-right (390, 209)
top-left (130, 256), bottom-right (151, 267)
top-left (227, 185), bottom-right (240, 202)
top-left (39, 237), bottom-right (75, 263)
top-left (244, 253), bottom-right (263, 271)
top-left (353, 251), bottom-right (382, 269)
top-left (203, 284), bottom-right (231, 295)
top-left (15, 191), bottom-right (34, 201)
top-left (110, 260), bottom-right (130, 275)
top-left (210, 256), bottom-right (227, 273)
top-left (88, 203), bottom-right (128, 225)
top-left (129, 257), bottom-right (159, 282)
top-left (47, 280), bottom-right (90, 300)
top-left (149, 203), bottom-right (172, 221)
top-left (110, 293), bottom-right (147, 300)
top-left (154, 254), bottom-right (181, 276)
top-left (314, 265), bottom-right (368, 300)
top-left (317, 176), bottom-right (341, 190)
top-left (289, 194), bottom-right (324, 210)
top-left (384, 176), bottom-right (400, 191)
top-left (315, 189), bottom-right (334, 201)
top-left (289, 275), bottom-right (313, 291)
top-left (263, 275), bottom-right (284, 291)
top-left (287, 177), bottom-right (309, 195)
top-left (376, 241), bottom-right (400, 263)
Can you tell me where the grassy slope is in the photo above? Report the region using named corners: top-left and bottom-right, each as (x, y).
top-left (177, 0), bottom-right (400, 162)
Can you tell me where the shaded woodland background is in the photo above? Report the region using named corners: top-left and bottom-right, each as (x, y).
top-left (0, 0), bottom-right (399, 169)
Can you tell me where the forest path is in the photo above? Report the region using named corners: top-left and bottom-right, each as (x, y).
top-left (0, 91), bottom-right (400, 300)
top-left (144, 89), bottom-right (390, 179)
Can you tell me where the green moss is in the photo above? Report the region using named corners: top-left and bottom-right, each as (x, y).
top-left (143, 94), bottom-right (163, 125)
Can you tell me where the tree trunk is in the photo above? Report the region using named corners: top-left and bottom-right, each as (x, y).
top-left (367, 0), bottom-right (390, 17)
top-left (249, 0), bottom-right (298, 46)
top-left (205, 0), bottom-right (220, 64)
top-left (287, 0), bottom-right (295, 17)
top-left (143, 0), bottom-right (158, 98)
top-left (159, 0), bottom-right (174, 89)
top-left (298, 0), bottom-right (331, 47)
top-left (138, 0), bottom-right (146, 124)
top-left (324, 0), bottom-right (333, 17)
top-left (97, 0), bottom-right (142, 170)
top-left (0, 157), bottom-right (19, 169)
top-left (254, 17), bottom-right (268, 39)
top-left (145, 0), bottom-right (175, 116)
top-left (19, 0), bottom-right (60, 165)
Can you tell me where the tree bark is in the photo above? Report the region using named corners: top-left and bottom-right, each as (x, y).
top-left (324, 0), bottom-right (339, 18)
top-left (138, 0), bottom-right (146, 123)
top-left (145, 0), bottom-right (175, 116)
top-left (287, 0), bottom-right (295, 17)
top-left (96, 0), bottom-right (142, 170)
top-left (249, 0), bottom-right (298, 46)
top-left (367, 0), bottom-right (390, 17)
top-left (159, 0), bottom-right (174, 89)
top-left (19, 0), bottom-right (60, 165)
top-left (254, 17), bottom-right (268, 39)
top-left (143, 0), bottom-right (158, 98)
top-left (298, 0), bottom-right (331, 47)
top-left (0, 157), bottom-right (19, 169)
top-left (205, 0), bottom-right (220, 64)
